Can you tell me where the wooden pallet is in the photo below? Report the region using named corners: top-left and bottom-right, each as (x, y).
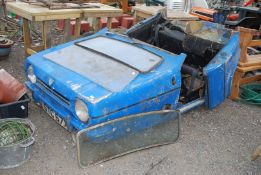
top-left (230, 27), bottom-right (261, 100)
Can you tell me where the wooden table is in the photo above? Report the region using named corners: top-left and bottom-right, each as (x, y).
top-left (7, 2), bottom-right (83, 55)
top-left (230, 27), bottom-right (261, 100)
top-left (133, 5), bottom-right (198, 21)
top-left (81, 3), bottom-right (122, 31)
top-left (6, 2), bottom-right (122, 55)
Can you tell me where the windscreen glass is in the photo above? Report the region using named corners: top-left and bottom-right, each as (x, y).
top-left (77, 110), bottom-right (180, 167)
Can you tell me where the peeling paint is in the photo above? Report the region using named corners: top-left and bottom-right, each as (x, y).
top-left (83, 93), bottom-right (112, 104)
top-left (66, 81), bottom-right (81, 91)
top-left (71, 84), bottom-right (81, 91)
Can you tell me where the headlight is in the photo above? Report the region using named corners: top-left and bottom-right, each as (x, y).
top-left (75, 99), bottom-right (89, 123)
top-left (27, 65), bottom-right (36, 84)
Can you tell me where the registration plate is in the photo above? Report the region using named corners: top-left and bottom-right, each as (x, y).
top-left (42, 103), bottom-right (68, 130)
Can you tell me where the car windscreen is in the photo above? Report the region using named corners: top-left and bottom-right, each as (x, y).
top-left (77, 110), bottom-right (180, 167)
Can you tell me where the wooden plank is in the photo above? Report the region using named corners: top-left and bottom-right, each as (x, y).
top-left (133, 5), bottom-right (197, 20)
top-left (42, 21), bottom-right (51, 49)
top-left (74, 17), bottom-right (81, 39)
top-left (240, 74), bottom-right (261, 85)
top-left (1, 0), bottom-right (7, 18)
top-left (121, 0), bottom-right (128, 13)
top-left (167, 10), bottom-right (198, 20)
top-left (237, 64), bottom-right (261, 73)
top-left (231, 71), bottom-right (261, 100)
top-left (83, 12), bottom-right (122, 18)
top-left (230, 70), bottom-right (242, 100)
top-left (7, 2), bottom-right (82, 15)
top-left (92, 17), bottom-right (101, 32)
top-left (238, 54), bottom-right (261, 67)
top-left (249, 40), bottom-right (261, 47)
top-left (34, 14), bottom-right (80, 21)
top-left (64, 19), bottom-right (71, 42)
top-left (81, 4), bottom-right (122, 13)
top-left (107, 17), bottom-right (112, 29)
top-left (7, 2), bottom-right (122, 21)
top-left (133, 5), bottom-right (163, 16)
top-left (7, 2), bottom-right (82, 21)
top-left (135, 11), bottom-right (152, 19)
top-left (82, 4), bottom-right (122, 18)
top-left (22, 18), bottom-right (31, 55)
top-left (100, 0), bottom-right (107, 4)
top-left (7, 5), bottom-right (34, 21)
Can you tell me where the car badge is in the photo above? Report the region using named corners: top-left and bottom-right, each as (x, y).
top-left (48, 78), bottom-right (54, 86)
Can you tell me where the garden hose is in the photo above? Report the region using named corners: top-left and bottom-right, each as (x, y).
top-left (239, 83), bottom-right (261, 105)
top-left (0, 121), bottom-right (31, 146)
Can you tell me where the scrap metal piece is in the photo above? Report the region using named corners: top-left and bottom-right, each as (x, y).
top-left (44, 44), bottom-right (139, 92)
top-left (77, 110), bottom-right (180, 167)
top-left (0, 69), bottom-right (26, 104)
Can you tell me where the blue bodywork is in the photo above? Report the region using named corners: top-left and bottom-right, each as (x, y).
top-left (25, 29), bottom-right (185, 131)
top-left (25, 20), bottom-right (240, 131)
top-left (204, 32), bottom-right (240, 108)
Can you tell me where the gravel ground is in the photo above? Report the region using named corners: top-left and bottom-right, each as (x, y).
top-left (0, 43), bottom-right (260, 175)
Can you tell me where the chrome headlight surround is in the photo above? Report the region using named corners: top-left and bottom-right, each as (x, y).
top-left (75, 99), bottom-right (89, 123)
top-left (27, 65), bottom-right (36, 84)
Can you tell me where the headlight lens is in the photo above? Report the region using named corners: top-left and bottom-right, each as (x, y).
top-left (75, 99), bottom-right (89, 123)
top-left (27, 65), bottom-right (36, 84)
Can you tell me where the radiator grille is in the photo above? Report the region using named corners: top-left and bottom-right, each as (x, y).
top-left (38, 79), bottom-right (70, 106)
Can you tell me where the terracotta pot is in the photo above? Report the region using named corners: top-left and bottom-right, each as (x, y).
top-left (0, 38), bottom-right (14, 48)
top-left (0, 69), bottom-right (26, 104)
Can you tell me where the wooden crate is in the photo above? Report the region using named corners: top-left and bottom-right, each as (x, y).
top-left (230, 27), bottom-right (261, 100)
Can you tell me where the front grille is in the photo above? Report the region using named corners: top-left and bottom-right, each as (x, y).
top-left (37, 79), bottom-right (70, 106)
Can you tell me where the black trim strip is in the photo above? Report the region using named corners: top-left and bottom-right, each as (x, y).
top-left (38, 79), bottom-right (70, 106)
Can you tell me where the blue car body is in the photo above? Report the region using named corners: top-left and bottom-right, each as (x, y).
top-left (25, 17), bottom-right (240, 131)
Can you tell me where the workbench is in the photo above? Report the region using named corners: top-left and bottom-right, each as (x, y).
top-left (133, 6), bottom-right (198, 21)
top-left (6, 2), bottom-right (122, 55)
top-left (230, 27), bottom-right (261, 100)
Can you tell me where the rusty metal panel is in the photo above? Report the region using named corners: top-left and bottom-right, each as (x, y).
top-left (44, 45), bottom-right (139, 92)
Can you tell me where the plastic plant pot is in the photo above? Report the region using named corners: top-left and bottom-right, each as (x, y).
top-left (0, 37), bottom-right (13, 57)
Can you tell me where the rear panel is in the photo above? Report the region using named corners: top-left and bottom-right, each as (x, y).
top-left (204, 33), bottom-right (240, 108)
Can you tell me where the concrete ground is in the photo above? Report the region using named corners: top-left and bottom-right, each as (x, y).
top-left (0, 44), bottom-right (261, 175)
